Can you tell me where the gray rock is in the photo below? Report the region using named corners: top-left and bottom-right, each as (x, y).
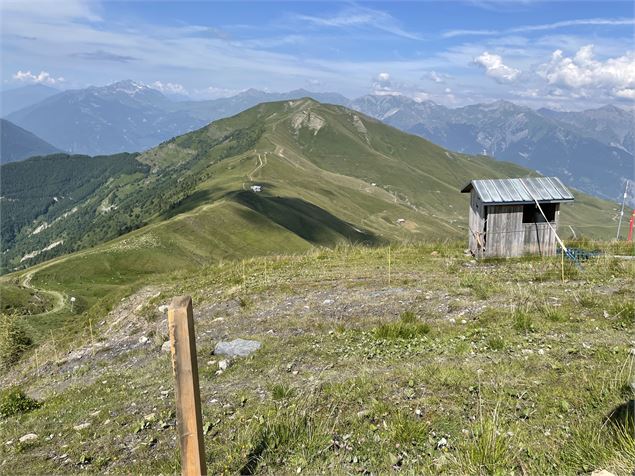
top-left (73, 423), bottom-right (90, 431)
top-left (161, 341), bottom-right (171, 353)
top-left (218, 359), bottom-right (230, 371)
top-left (214, 338), bottom-right (261, 358)
top-left (19, 433), bottom-right (38, 443)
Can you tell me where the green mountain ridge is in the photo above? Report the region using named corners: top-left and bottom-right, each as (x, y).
top-left (1, 98), bottom-right (621, 278)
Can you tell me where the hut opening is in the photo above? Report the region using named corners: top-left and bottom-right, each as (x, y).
top-left (461, 177), bottom-right (574, 258)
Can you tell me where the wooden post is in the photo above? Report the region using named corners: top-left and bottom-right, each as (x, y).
top-left (88, 318), bottom-right (95, 355)
top-left (388, 246), bottom-right (392, 286)
top-left (168, 296), bottom-right (207, 476)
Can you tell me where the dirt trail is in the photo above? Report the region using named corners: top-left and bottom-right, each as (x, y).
top-left (242, 152), bottom-right (268, 190)
top-left (248, 152), bottom-right (266, 181)
top-left (20, 268), bottom-right (66, 317)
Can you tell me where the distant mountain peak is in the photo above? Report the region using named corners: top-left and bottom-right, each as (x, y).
top-left (595, 104), bottom-right (625, 113)
top-left (237, 88), bottom-right (265, 98)
top-left (91, 80), bottom-right (155, 97)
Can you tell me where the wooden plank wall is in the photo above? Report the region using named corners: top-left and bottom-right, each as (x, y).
top-left (484, 205), bottom-right (524, 257)
top-left (523, 206), bottom-right (560, 256)
top-left (468, 191), bottom-right (485, 257)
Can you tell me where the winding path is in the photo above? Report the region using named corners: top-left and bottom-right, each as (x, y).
top-left (19, 267), bottom-right (67, 317)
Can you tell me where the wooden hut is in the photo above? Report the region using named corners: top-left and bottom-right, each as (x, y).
top-left (461, 177), bottom-right (574, 258)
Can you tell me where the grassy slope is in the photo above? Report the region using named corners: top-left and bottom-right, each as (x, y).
top-left (1, 244), bottom-right (633, 474)
top-left (0, 99), bottom-right (623, 335)
top-left (0, 101), bottom-right (631, 473)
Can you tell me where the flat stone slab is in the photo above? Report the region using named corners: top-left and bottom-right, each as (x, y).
top-left (214, 338), bottom-right (261, 358)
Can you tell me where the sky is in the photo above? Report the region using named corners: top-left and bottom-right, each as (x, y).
top-left (1, 0), bottom-right (634, 109)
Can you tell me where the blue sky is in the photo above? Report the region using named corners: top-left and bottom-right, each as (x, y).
top-left (2, 0), bottom-right (633, 109)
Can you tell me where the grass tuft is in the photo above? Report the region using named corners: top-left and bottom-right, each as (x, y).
top-left (539, 305), bottom-right (568, 322)
top-left (457, 413), bottom-right (516, 475)
top-left (512, 309), bottom-right (536, 334)
top-left (242, 397), bottom-right (331, 474)
top-left (373, 311), bottom-right (431, 340)
top-left (487, 335), bottom-right (506, 351)
top-left (271, 383), bottom-right (296, 401)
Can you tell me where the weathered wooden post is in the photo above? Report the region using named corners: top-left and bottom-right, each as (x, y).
top-left (168, 296), bottom-right (207, 476)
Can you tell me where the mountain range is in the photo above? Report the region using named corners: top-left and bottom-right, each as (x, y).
top-left (349, 95), bottom-right (634, 202)
top-left (0, 119), bottom-right (60, 164)
top-left (0, 99), bottom-right (618, 273)
top-left (2, 80), bottom-right (632, 203)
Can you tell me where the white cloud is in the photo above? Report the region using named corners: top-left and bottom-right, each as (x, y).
top-left (426, 71), bottom-right (446, 83)
top-left (616, 88), bottom-right (635, 99)
top-left (538, 45), bottom-right (635, 98)
top-left (372, 72), bottom-right (399, 95)
top-left (12, 70), bottom-right (65, 85)
top-left (150, 81), bottom-right (188, 95)
top-left (376, 72), bottom-right (391, 84)
top-left (192, 85), bottom-right (243, 100)
top-left (473, 52), bottom-right (520, 83)
top-left (1, 0), bottom-right (100, 22)
top-left (444, 17), bottom-right (634, 38)
top-left (295, 6), bottom-right (422, 40)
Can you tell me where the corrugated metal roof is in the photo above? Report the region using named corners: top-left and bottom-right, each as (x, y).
top-left (460, 177), bottom-right (574, 204)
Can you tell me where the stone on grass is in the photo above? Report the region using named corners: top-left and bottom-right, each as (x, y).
top-left (19, 433), bottom-right (38, 443)
top-left (161, 341), bottom-right (171, 353)
top-left (591, 471), bottom-right (617, 476)
top-left (73, 422), bottom-right (91, 431)
top-left (218, 360), bottom-right (231, 371)
top-left (158, 305), bottom-right (168, 313)
top-left (214, 339), bottom-right (261, 358)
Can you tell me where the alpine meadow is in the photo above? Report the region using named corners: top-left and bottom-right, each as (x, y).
top-left (0, 1), bottom-right (633, 476)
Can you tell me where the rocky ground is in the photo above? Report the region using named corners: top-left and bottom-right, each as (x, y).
top-left (1, 244), bottom-right (633, 474)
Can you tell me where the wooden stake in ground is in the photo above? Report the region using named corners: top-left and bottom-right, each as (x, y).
top-left (388, 246), bottom-right (392, 286)
top-left (88, 318), bottom-right (95, 355)
top-left (168, 296), bottom-right (207, 476)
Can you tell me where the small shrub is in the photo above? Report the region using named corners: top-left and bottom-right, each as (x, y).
top-left (0, 313), bottom-right (33, 368)
top-left (513, 309), bottom-right (536, 334)
top-left (0, 386), bottom-right (40, 418)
